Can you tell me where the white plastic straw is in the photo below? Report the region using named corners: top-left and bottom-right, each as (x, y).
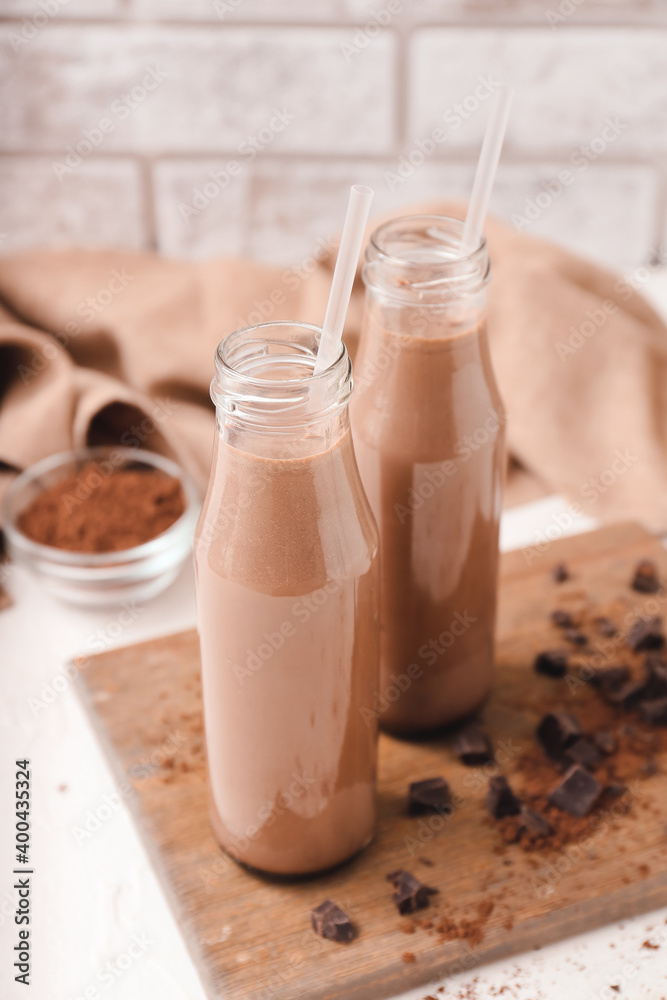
top-left (460, 85), bottom-right (514, 256)
top-left (314, 184), bottom-right (374, 374)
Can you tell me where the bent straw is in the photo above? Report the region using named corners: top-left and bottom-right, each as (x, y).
top-left (460, 84), bottom-right (514, 256)
top-left (314, 184), bottom-right (374, 374)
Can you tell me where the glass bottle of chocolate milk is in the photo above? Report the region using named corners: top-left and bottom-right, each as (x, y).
top-left (351, 216), bottom-right (505, 735)
top-left (195, 321), bottom-right (380, 876)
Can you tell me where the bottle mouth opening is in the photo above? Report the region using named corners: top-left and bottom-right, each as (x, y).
top-left (370, 214), bottom-right (487, 267)
top-left (212, 322), bottom-right (351, 424)
top-left (217, 322), bottom-right (346, 387)
top-left (365, 214), bottom-right (490, 302)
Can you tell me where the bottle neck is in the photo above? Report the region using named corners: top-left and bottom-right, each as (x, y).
top-left (360, 216), bottom-right (489, 347)
top-left (363, 214), bottom-right (490, 319)
top-left (211, 322), bottom-right (353, 460)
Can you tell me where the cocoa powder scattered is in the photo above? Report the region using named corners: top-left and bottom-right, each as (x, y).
top-left (405, 898), bottom-right (497, 948)
top-left (493, 591), bottom-right (667, 853)
top-left (18, 463), bottom-right (185, 553)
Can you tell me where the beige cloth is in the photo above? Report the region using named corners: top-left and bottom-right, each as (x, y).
top-left (1, 201), bottom-right (667, 531)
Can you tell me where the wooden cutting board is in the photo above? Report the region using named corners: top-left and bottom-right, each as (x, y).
top-left (75, 522), bottom-right (667, 1000)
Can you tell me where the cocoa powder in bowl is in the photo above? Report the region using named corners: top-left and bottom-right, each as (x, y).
top-left (17, 462), bottom-right (186, 553)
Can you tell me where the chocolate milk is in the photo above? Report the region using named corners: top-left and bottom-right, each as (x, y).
top-left (195, 419), bottom-right (379, 875)
top-left (351, 300), bottom-right (504, 734)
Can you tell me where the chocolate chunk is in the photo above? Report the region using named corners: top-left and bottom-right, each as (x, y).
top-left (485, 776), bottom-right (522, 818)
top-left (607, 657), bottom-right (667, 710)
top-left (626, 616), bottom-right (664, 653)
top-left (631, 559), bottom-right (661, 594)
top-left (602, 783), bottom-right (627, 800)
top-left (622, 723), bottom-right (657, 747)
top-left (587, 665), bottom-right (631, 694)
top-left (551, 609), bottom-right (574, 628)
top-left (534, 649), bottom-right (568, 678)
top-left (560, 737), bottom-right (602, 772)
top-left (549, 765), bottom-right (602, 817)
top-left (311, 900), bottom-right (356, 943)
top-left (639, 698), bottom-right (667, 726)
top-left (593, 731), bottom-right (617, 755)
top-left (454, 727), bottom-right (493, 766)
top-left (551, 562), bottom-right (569, 583)
top-left (408, 777), bottom-right (452, 816)
top-left (536, 711), bottom-right (582, 760)
top-left (606, 679), bottom-right (650, 711)
top-left (641, 756), bottom-right (658, 776)
top-left (563, 628), bottom-right (587, 646)
top-left (643, 654), bottom-right (667, 700)
top-left (387, 870), bottom-right (438, 915)
top-left (595, 617), bottom-right (618, 638)
top-left (519, 806), bottom-right (552, 837)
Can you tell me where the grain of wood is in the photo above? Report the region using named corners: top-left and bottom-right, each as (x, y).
top-left (76, 521), bottom-right (667, 1000)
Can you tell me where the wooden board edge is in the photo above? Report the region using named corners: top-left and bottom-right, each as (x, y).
top-left (72, 628), bottom-right (199, 672)
top-left (500, 520), bottom-right (654, 581)
top-left (74, 635), bottom-right (667, 1000)
top-left (73, 664), bottom-right (222, 1000)
top-left (71, 523), bottom-right (658, 679)
top-left (302, 872), bottom-right (667, 1000)
top-left (71, 520), bottom-right (667, 1000)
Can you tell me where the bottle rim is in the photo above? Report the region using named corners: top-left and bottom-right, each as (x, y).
top-left (365, 214), bottom-right (490, 303)
top-left (212, 321), bottom-right (352, 425)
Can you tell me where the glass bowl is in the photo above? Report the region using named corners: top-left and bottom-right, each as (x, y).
top-left (2, 446), bottom-right (200, 608)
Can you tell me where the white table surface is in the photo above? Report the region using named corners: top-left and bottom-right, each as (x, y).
top-left (3, 268), bottom-right (667, 1000)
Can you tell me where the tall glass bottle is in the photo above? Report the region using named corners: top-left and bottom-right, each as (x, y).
top-left (195, 321), bottom-right (380, 875)
top-left (351, 216), bottom-right (505, 734)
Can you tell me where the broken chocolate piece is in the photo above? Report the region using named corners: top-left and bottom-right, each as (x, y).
top-left (595, 617), bottom-right (618, 638)
top-left (641, 756), bottom-right (658, 776)
top-left (549, 764), bottom-right (602, 818)
top-left (642, 654), bottom-right (667, 700)
top-left (536, 711), bottom-right (582, 760)
top-left (603, 783), bottom-right (627, 799)
top-left (551, 609), bottom-right (574, 628)
top-left (593, 731), bottom-right (617, 755)
top-left (519, 806), bottom-right (552, 837)
top-left (311, 900), bottom-right (356, 943)
top-left (563, 628), bottom-right (587, 646)
top-left (606, 679), bottom-right (650, 711)
top-left (485, 776), bottom-right (521, 818)
top-left (622, 723), bottom-right (657, 748)
top-left (560, 737), bottom-right (602, 772)
top-left (631, 559), bottom-right (661, 594)
top-left (587, 665), bottom-right (631, 694)
top-left (408, 777), bottom-right (452, 816)
top-left (534, 649), bottom-right (568, 678)
top-left (639, 698), bottom-right (667, 726)
top-left (606, 657), bottom-right (667, 709)
top-left (551, 562), bottom-right (569, 583)
top-left (454, 727), bottom-right (493, 766)
top-left (551, 617), bottom-right (590, 646)
top-left (387, 870), bottom-right (438, 915)
top-left (626, 616), bottom-right (664, 653)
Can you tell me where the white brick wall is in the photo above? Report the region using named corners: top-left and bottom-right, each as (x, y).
top-left (0, 0), bottom-right (665, 272)
top-left (0, 157), bottom-right (145, 250)
top-left (0, 25), bottom-right (395, 154)
top-left (410, 29), bottom-right (667, 155)
top-left (153, 158), bottom-right (250, 257)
